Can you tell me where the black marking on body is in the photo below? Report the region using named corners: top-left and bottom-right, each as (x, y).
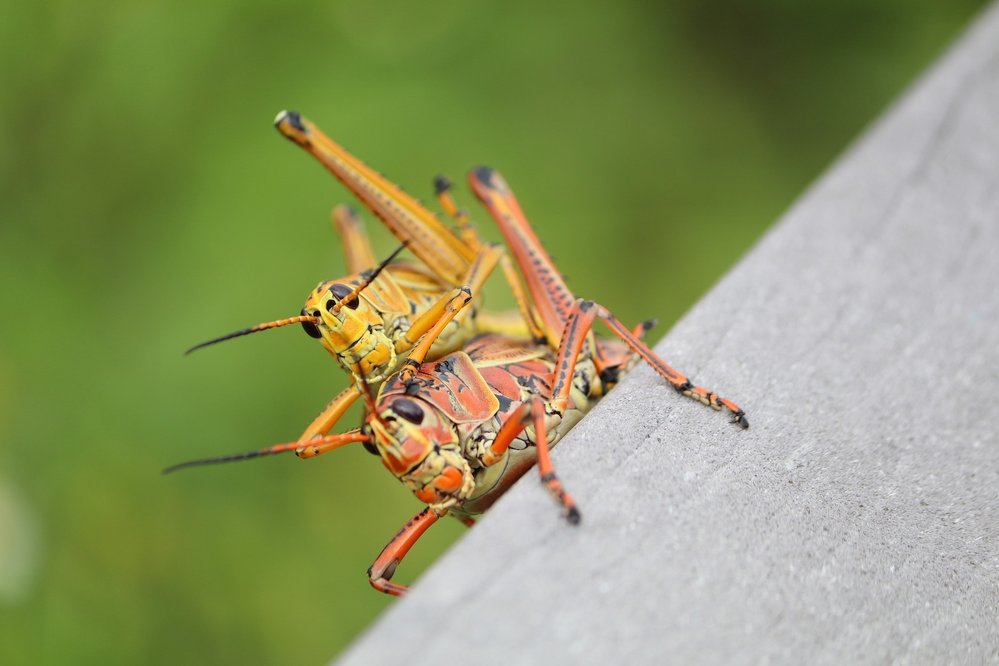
top-left (435, 357), bottom-right (457, 375)
top-left (341, 325), bottom-right (374, 354)
top-left (494, 393), bottom-right (514, 413)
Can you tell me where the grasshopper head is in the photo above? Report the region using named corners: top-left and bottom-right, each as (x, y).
top-left (301, 279), bottom-right (396, 381)
top-left (369, 395), bottom-right (474, 509)
top-left (302, 244), bottom-right (407, 383)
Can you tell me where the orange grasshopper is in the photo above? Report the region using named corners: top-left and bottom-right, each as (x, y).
top-left (187, 111), bottom-right (543, 447)
top-left (169, 142), bottom-right (748, 593)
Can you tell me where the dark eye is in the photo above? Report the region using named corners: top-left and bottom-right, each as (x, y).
top-left (392, 398), bottom-right (424, 425)
top-left (300, 308), bottom-right (322, 338)
top-left (328, 283), bottom-right (359, 310)
top-left (359, 424), bottom-right (380, 456)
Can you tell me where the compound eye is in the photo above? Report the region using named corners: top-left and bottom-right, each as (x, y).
top-left (392, 398), bottom-right (425, 425)
top-left (359, 424), bottom-right (379, 456)
top-left (328, 283), bottom-right (359, 310)
top-left (300, 308), bottom-right (322, 338)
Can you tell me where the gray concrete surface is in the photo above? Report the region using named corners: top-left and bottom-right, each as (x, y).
top-left (337, 5), bottom-right (999, 664)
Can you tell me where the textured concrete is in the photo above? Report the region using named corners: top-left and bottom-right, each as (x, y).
top-left (337, 5), bottom-right (999, 664)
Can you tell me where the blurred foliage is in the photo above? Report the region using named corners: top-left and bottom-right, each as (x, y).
top-left (0, 0), bottom-right (986, 663)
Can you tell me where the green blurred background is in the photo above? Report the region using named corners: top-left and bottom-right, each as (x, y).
top-left (0, 0), bottom-right (986, 663)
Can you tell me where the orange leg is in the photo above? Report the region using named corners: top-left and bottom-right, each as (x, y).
top-left (469, 166), bottom-right (746, 428)
top-left (496, 253), bottom-right (548, 342)
top-left (437, 243), bottom-right (503, 333)
top-left (468, 166), bottom-right (577, 348)
top-left (398, 286), bottom-right (473, 383)
top-left (275, 111), bottom-right (475, 287)
top-left (396, 243), bottom-right (505, 383)
top-left (487, 398), bottom-right (580, 523)
top-left (330, 204), bottom-right (378, 274)
top-left (434, 178), bottom-right (541, 337)
top-left (438, 174), bottom-right (546, 341)
top-left (368, 507), bottom-right (443, 596)
top-left (591, 319), bottom-right (658, 389)
top-left (593, 302), bottom-right (747, 427)
top-left (434, 175), bottom-right (481, 251)
top-left (550, 299), bottom-right (748, 428)
top-left (296, 385), bottom-right (362, 441)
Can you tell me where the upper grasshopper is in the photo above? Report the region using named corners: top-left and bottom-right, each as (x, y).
top-left (187, 111), bottom-right (542, 444)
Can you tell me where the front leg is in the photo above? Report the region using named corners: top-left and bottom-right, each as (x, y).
top-left (296, 385), bottom-right (362, 441)
top-left (396, 244), bottom-right (504, 383)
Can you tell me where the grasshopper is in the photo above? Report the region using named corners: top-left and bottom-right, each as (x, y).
top-left (170, 138), bottom-right (748, 593)
top-left (187, 111), bottom-right (542, 446)
top-left (169, 326), bottom-right (637, 594)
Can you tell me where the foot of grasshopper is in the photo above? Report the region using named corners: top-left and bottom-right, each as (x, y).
top-left (367, 507), bottom-right (443, 596)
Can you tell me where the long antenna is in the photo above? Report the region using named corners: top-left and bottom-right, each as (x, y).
top-left (162, 431), bottom-right (370, 474)
top-left (185, 314), bottom-right (321, 355)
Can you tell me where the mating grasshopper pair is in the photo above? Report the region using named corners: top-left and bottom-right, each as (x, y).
top-left (169, 111), bottom-right (747, 595)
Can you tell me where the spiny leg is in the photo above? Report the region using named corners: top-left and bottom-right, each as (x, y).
top-left (469, 167), bottom-right (666, 350)
top-left (591, 319), bottom-right (658, 388)
top-left (368, 507), bottom-right (443, 596)
top-left (496, 253), bottom-right (548, 342)
top-left (488, 398), bottom-right (580, 523)
top-left (445, 243), bottom-right (503, 334)
top-left (551, 299), bottom-right (747, 428)
top-left (394, 243), bottom-right (504, 382)
top-left (468, 167), bottom-right (745, 427)
top-left (397, 235), bottom-right (538, 382)
top-left (397, 286), bottom-right (474, 383)
top-left (595, 303), bottom-right (746, 426)
top-left (468, 166), bottom-right (576, 348)
top-left (330, 204), bottom-right (378, 274)
top-left (438, 173), bottom-right (546, 341)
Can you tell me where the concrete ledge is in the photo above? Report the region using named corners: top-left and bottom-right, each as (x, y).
top-left (337, 4), bottom-right (999, 663)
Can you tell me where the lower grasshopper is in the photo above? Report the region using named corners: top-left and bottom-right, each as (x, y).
top-left (170, 327), bottom-right (637, 594)
top-left (354, 166), bottom-right (750, 594)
